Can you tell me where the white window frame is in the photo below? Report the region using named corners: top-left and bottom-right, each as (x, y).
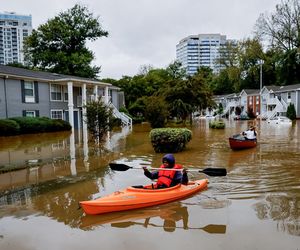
top-left (25, 110), bottom-right (36, 117)
top-left (51, 109), bottom-right (63, 120)
top-left (24, 81), bottom-right (35, 103)
top-left (50, 84), bottom-right (63, 101)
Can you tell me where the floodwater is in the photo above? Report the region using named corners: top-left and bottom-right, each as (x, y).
top-left (0, 119), bottom-right (300, 250)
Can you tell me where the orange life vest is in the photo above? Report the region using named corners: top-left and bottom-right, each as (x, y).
top-left (156, 164), bottom-right (183, 187)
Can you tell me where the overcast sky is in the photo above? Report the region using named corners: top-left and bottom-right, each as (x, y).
top-left (2, 0), bottom-right (280, 79)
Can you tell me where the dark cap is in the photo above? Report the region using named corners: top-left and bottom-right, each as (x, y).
top-left (162, 154), bottom-right (175, 165)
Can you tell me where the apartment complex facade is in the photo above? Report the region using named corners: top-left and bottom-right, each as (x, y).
top-left (0, 65), bottom-right (132, 129)
top-left (0, 11), bottom-right (32, 65)
top-left (176, 33), bottom-right (229, 75)
top-left (212, 84), bottom-right (300, 119)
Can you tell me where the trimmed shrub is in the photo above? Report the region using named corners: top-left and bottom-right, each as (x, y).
top-left (150, 127), bottom-right (192, 153)
top-left (209, 120), bottom-right (225, 129)
top-left (47, 118), bottom-right (72, 132)
top-left (4, 117), bottom-right (71, 135)
top-left (0, 119), bottom-right (20, 136)
top-left (10, 117), bottom-right (48, 133)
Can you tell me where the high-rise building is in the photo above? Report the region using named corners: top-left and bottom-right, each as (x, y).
top-left (0, 11), bottom-right (32, 65)
top-left (176, 33), bottom-right (228, 75)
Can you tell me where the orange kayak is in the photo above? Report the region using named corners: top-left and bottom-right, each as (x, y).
top-left (80, 179), bottom-right (209, 215)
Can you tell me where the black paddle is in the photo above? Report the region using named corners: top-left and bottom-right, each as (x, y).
top-left (109, 163), bottom-right (227, 177)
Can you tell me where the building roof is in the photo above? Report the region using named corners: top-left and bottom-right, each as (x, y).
top-left (0, 65), bottom-right (111, 86)
top-left (265, 84), bottom-right (300, 93)
top-left (242, 89), bottom-right (260, 95)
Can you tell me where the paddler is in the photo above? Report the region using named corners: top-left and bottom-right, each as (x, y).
top-left (143, 154), bottom-right (188, 188)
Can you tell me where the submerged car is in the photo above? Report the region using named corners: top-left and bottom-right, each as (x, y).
top-left (267, 116), bottom-right (292, 125)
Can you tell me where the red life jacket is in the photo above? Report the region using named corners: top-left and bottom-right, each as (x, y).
top-left (156, 164), bottom-right (183, 187)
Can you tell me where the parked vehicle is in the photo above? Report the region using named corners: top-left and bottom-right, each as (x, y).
top-left (267, 116), bottom-right (292, 125)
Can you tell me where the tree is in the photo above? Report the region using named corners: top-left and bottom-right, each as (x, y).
top-left (144, 96), bottom-right (169, 128)
top-left (214, 39), bottom-right (265, 92)
top-left (85, 100), bottom-right (114, 142)
top-left (255, 0), bottom-right (300, 52)
top-left (24, 4), bottom-right (108, 78)
top-left (162, 68), bottom-right (214, 123)
top-left (255, 0), bottom-right (300, 84)
top-left (287, 103), bottom-right (296, 120)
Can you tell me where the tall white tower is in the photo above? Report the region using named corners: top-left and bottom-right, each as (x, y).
top-left (0, 11), bottom-right (32, 65)
top-left (176, 33), bottom-right (227, 75)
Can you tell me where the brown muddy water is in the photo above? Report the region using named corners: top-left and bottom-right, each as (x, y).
top-left (0, 119), bottom-right (300, 250)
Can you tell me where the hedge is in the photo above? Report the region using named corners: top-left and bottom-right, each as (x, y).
top-left (209, 120), bottom-right (225, 129)
top-left (150, 128), bottom-right (192, 153)
top-left (0, 119), bottom-right (20, 136)
top-left (0, 117), bottom-right (71, 136)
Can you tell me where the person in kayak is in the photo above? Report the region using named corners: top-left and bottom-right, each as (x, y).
top-left (241, 126), bottom-right (257, 140)
top-left (143, 154), bottom-right (188, 188)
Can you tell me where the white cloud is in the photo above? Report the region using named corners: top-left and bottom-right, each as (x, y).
top-left (1, 0), bottom-right (280, 79)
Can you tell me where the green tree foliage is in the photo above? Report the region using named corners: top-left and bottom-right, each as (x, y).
top-left (255, 0), bottom-right (300, 84)
top-left (287, 103), bottom-right (296, 120)
top-left (214, 39), bottom-right (264, 92)
top-left (144, 96), bottom-right (169, 128)
top-left (85, 100), bottom-right (114, 142)
top-left (24, 4), bottom-right (108, 78)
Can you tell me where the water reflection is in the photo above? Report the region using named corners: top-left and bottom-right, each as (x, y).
top-left (81, 202), bottom-right (226, 234)
top-left (254, 195), bottom-right (300, 236)
top-left (0, 127), bottom-right (131, 194)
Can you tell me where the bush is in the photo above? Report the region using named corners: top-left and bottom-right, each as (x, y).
top-left (209, 120), bottom-right (225, 129)
top-left (47, 118), bottom-right (72, 132)
top-left (287, 103), bottom-right (296, 120)
top-left (10, 117), bottom-right (47, 133)
top-left (3, 117), bottom-right (71, 135)
top-left (150, 128), bottom-right (192, 153)
top-left (0, 119), bottom-right (20, 136)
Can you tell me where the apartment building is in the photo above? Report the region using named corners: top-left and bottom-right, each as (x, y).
top-left (176, 33), bottom-right (228, 75)
top-left (0, 11), bottom-right (32, 65)
top-left (0, 65), bottom-right (132, 129)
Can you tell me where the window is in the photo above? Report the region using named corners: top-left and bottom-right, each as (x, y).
top-left (25, 111), bottom-right (36, 117)
top-left (24, 81), bottom-right (35, 102)
top-left (287, 92), bottom-right (291, 102)
top-left (50, 84), bottom-right (62, 101)
top-left (51, 110), bottom-right (63, 119)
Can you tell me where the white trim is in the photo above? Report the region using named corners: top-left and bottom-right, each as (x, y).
top-left (50, 109), bottom-right (63, 119)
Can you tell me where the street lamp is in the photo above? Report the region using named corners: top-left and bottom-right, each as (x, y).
top-left (259, 59), bottom-right (264, 121)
